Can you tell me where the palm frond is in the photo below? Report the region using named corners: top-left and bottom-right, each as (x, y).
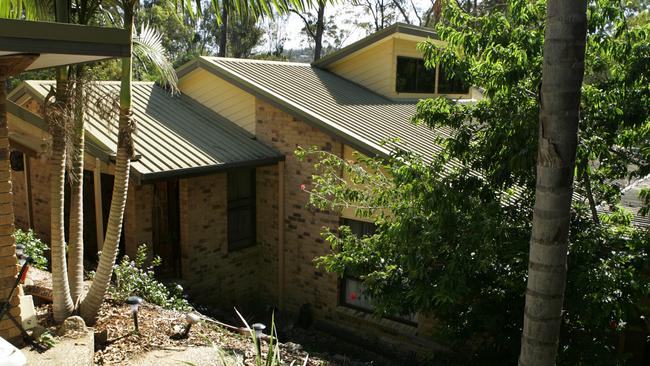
top-left (0, 0), bottom-right (53, 20)
top-left (132, 23), bottom-right (179, 94)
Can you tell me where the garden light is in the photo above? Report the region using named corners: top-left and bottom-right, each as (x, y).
top-left (182, 312), bottom-right (200, 337)
top-left (15, 244), bottom-right (25, 266)
top-left (251, 323), bottom-right (266, 356)
top-left (125, 296), bottom-right (143, 333)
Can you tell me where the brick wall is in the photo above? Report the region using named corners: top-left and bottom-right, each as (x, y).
top-left (11, 155), bottom-right (49, 242)
top-left (255, 100), bottom-right (441, 355)
top-left (255, 100), bottom-right (342, 317)
top-left (256, 165), bottom-right (279, 305)
top-left (124, 181), bottom-right (153, 258)
top-left (178, 173), bottom-right (260, 309)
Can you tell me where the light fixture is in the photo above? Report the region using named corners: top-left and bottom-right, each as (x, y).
top-left (125, 296), bottom-right (143, 333)
top-left (182, 313), bottom-right (200, 337)
top-left (251, 323), bottom-right (266, 356)
top-left (15, 244), bottom-right (25, 266)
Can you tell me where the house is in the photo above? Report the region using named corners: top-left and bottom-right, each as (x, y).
top-left (9, 22), bottom-right (646, 357)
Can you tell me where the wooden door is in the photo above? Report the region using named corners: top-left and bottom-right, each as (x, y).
top-left (152, 180), bottom-right (181, 277)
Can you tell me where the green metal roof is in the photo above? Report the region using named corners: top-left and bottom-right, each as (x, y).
top-left (312, 22), bottom-right (437, 68)
top-left (178, 57), bottom-right (459, 167)
top-left (620, 175), bottom-right (650, 228)
top-left (0, 18), bottom-right (130, 70)
top-left (11, 81), bottom-right (283, 182)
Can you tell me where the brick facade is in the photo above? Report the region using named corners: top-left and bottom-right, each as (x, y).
top-left (255, 100), bottom-right (342, 319)
top-left (255, 100), bottom-right (440, 356)
top-left (124, 181), bottom-right (153, 258)
top-left (178, 173), bottom-right (260, 308)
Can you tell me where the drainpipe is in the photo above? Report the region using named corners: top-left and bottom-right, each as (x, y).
top-left (94, 157), bottom-right (104, 251)
top-left (277, 160), bottom-right (285, 310)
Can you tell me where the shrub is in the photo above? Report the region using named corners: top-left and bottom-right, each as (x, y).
top-left (110, 244), bottom-right (190, 311)
top-left (15, 229), bottom-right (48, 270)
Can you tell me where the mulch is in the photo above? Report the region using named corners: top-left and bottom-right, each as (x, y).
top-left (35, 299), bottom-right (330, 365)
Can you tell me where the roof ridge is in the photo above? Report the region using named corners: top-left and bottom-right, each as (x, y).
top-left (201, 56), bottom-right (311, 67)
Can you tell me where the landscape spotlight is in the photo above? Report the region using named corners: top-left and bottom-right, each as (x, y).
top-left (251, 323), bottom-right (266, 356)
top-left (182, 313), bottom-right (201, 337)
top-left (126, 296), bottom-right (143, 333)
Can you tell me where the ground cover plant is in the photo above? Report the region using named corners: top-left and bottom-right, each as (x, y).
top-left (15, 229), bottom-right (48, 270)
top-left (299, 0), bottom-right (650, 364)
top-left (110, 244), bottom-right (190, 311)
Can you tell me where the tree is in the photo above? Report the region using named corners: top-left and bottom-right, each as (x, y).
top-left (80, 0), bottom-right (181, 323)
top-left (292, 0), bottom-right (327, 61)
top-left (518, 1), bottom-right (589, 364)
top-left (49, 0), bottom-right (75, 323)
top-left (352, 0), bottom-right (401, 32)
top-left (299, 1), bottom-right (650, 363)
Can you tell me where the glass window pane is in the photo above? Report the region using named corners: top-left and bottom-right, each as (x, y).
top-left (228, 168), bottom-right (256, 251)
top-left (438, 65), bottom-right (470, 94)
top-left (396, 57), bottom-right (435, 93)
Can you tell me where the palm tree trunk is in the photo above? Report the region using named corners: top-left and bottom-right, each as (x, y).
top-left (50, 68), bottom-right (74, 322)
top-left (67, 66), bottom-right (85, 303)
top-left (518, 1), bottom-right (588, 365)
top-left (80, 5), bottom-right (135, 324)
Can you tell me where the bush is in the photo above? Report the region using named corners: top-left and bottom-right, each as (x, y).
top-left (15, 229), bottom-right (48, 270)
top-left (110, 244), bottom-right (190, 311)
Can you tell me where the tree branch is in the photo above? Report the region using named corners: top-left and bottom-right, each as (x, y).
top-left (290, 9), bottom-right (316, 40)
top-left (392, 0), bottom-right (411, 24)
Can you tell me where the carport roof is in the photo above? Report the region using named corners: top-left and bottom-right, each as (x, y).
top-left (0, 18), bottom-right (130, 71)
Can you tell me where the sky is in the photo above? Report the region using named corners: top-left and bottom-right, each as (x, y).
top-left (255, 0), bottom-right (433, 52)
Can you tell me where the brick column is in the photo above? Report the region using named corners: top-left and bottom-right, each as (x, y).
top-left (0, 55), bottom-right (37, 343)
top-left (0, 78), bottom-right (20, 342)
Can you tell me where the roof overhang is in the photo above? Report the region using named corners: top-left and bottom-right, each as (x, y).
top-left (0, 18), bottom-right (130, 71)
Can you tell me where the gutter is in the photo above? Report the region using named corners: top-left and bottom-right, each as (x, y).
top-left (137, 156), bottom-right (285, 183)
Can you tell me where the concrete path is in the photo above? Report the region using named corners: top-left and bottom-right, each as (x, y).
top-left (23, 332), bottom-right (94, 366)
top-left (131, 346), bottom-right (239, 366)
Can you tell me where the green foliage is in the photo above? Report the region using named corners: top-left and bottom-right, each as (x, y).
top-left (300, 0), bottom-right (650, 364)
top-left (235, 309), bottom-right (308, 366)
top-left (15, 229), bottom-right (48, 270)
top-left (36, 330), bottom-right (57, 350)
top-left (110, 244), bottom-right (190, 311)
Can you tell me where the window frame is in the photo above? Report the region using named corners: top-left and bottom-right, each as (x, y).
top-left (437, 64), bottom-right (471, 94)
top-left (338, 218), bottom-right (417, 326)
top-left (395, 56), bottom-right (471, 95)
top-left (395, 56), bottom-right (436, 94)
top-left (227, 168), bottom-right (257, 252)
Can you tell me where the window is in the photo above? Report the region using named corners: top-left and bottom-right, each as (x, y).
top-left (396, 56), bottom-right (436, 93)
top-left (438, 65), bottom-right (470, 94)
top-left (227, 168), bottom-right (256, 251)
top-left (339, 218), bottom-right (416, 325)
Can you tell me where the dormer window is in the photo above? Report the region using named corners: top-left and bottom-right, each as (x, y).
top-left (438, 65), bottom-right (470, 94)
top-left (396, 56), bottom-right (470, 95)
top-left (396, 56), bottom-right (436, 93)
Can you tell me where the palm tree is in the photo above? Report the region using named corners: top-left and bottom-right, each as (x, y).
top-left (49, 0), bottom-right (75, 323)
top-left (518, 1), bottom-right (589, 365)
top-left (80, 0), bottom-right (181, 323)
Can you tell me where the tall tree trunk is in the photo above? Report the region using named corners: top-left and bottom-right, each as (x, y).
top-left (218, 2), bottom-right (228, 57)
top-left (50, 0), bottom-right (75, 322)
top-left (50, 68), bottom-right (75, 322)
top-left (67, 66), bottom-right (85, 303)
top-left (313, 1), bottom-right (325, 62)
top-left (80, 5), bottom-right (134, 324)
top-left (518, 1), bottom-right (588, 365)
